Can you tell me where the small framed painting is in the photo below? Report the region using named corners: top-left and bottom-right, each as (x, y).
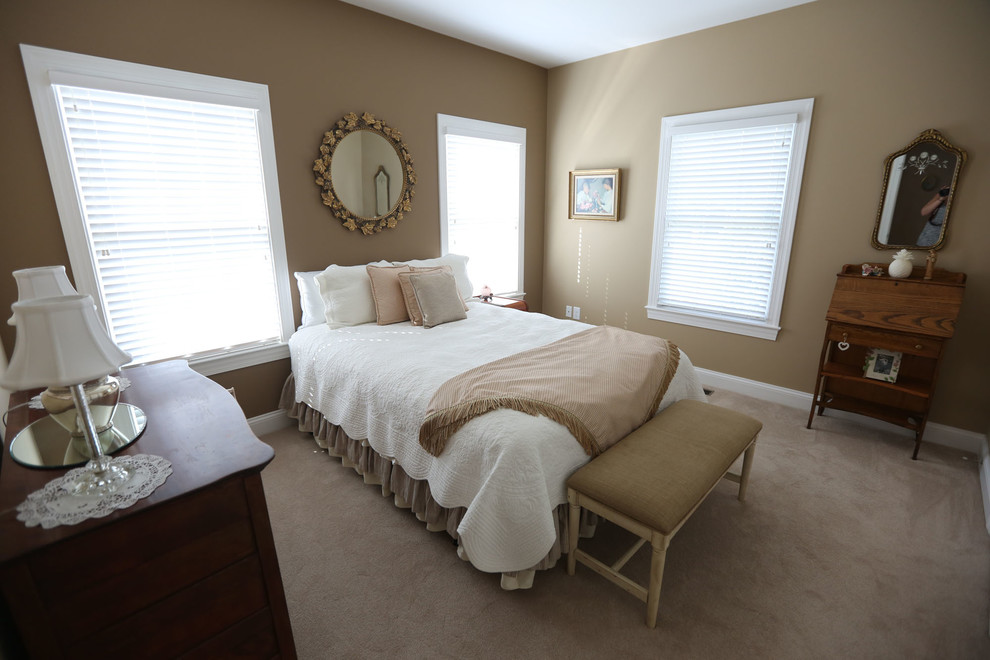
top-left (864, 348), bottom-right (902, 383)
top-left (569, 169), bottom-right (620, 221)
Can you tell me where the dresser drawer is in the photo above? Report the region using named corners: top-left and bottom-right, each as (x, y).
top-left (827, 323), bottom-right (942, 358)
top-left (25, 477), bottom-right (260, 652)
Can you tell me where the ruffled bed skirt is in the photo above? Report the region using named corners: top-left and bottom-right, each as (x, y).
top-left (279, 374), bottom-right (594, 589)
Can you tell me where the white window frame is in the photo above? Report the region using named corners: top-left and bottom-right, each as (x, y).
top-left (437, 114), bottom-right (526, 298)
top-left (20, 44), bottom-right (293, 376)
top-left (646, 98), bottom-right (814, 340)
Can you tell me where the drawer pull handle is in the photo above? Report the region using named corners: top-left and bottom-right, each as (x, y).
top-left (837, 333), bottom-right (850, 351)
top-left (915, 344), bottom-right (923, 350)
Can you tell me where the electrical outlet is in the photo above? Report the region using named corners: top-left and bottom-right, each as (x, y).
top-left (572, 306), bottom-right (581, 320)
top-left (565, 305), bottom-right (572, 318)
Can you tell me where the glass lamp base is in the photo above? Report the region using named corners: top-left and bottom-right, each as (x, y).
top-left (42, 376), bottom-right (122, 460)
top-left (68, 455), bottom-right (135, 497)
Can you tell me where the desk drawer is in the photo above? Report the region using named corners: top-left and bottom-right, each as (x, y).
top-left (827, 323), bottom-right (942, 358)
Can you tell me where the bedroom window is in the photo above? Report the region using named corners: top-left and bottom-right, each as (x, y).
top-left (437, 114), bottom-right (525, 297)
top-left (647, 98), bottom-right (814, 341)
top-left (20, 45), bottom-right (293, 375)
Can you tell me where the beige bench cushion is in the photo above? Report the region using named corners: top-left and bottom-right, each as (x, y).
top-left (566, 399), bottom-right (762, 535)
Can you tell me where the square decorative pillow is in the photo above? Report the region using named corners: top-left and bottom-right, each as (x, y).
top-left (407, 265), bottom-right (468, 309)
top-left (367, 264), bottom-right (411, 325)
top-left (397, 266), bottom-right (454, 326)
top-left (315, 261), bottom-right (390, 328)
top-left (392, 254), bottom-right (474, 301)
top-left (408, 270), bottom-right (468, 328)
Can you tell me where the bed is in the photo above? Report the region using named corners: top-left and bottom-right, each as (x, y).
top-left (282, 258), bottom-right (706, 589)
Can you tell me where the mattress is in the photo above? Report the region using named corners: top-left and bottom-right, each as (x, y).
top-left (288, 302), bottom-right (706, 573)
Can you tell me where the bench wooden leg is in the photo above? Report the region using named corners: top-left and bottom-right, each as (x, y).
top-left (737, 442), bottom-right (757, 502)
top-left (647, 533), bottom-right (670, 628)
top-left (567, 489), bottom-right (580, 576)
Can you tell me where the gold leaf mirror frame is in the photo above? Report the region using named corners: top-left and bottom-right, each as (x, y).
top-left (313, 112), bottom-right (416, 234)
top-left (872, 128), bottom-right (966, 251)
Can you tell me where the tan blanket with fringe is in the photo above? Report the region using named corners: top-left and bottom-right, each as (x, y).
top-left (419, 326), bottom-right (679, 457)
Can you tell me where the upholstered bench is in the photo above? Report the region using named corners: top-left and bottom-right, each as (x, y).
top-left (566, 399), bottom-right (762, 628)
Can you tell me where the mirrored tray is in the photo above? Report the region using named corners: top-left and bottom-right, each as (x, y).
top-left (8, 403), bottom-right (147, 469)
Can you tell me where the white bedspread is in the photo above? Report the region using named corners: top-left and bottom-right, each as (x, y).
top-left (289, 302), bottom-right (706, 573)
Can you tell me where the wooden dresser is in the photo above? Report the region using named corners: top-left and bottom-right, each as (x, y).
top-left (807, 264), bottom-right (965, 459)
top-left (0, 360), bottom-right (296, 659)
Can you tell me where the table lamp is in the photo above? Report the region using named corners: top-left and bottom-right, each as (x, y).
top-left (3, 294), bottom-right (134, 496)
top-left (7, 265), bottom-right (77, 325)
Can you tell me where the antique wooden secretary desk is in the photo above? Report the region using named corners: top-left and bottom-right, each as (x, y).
top-left (807, 263), bottom-right (966, 459)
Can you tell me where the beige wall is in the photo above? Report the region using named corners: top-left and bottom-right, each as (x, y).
top-left (3, 0), bottom-right (986, 433)
top-left (0, 0), bottom-right (547, 417)
top-left (545, 0), bottom-right (990, 432)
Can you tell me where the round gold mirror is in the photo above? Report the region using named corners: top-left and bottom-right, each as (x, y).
top-left (314, 112), bottom-right (416, 234)
top-left (872, 129), bottom-right (966, 250)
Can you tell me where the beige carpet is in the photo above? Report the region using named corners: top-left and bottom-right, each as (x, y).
top-left (259, 390), bottom-right (990, 659)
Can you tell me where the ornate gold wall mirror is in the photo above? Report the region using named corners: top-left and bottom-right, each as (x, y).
top-left (872, 129), bottom-right (966, 250)
top-left (314, 112), bottom-right (415, 234)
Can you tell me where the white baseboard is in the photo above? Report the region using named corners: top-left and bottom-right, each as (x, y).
top-left (248, 409), bottom-right (293, 436)
top-left (696, 367), bottom-right (990, 536)
top-left (695, 367), bottom-right (986, 455)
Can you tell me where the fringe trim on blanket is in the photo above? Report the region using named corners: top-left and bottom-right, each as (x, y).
top-left (650, 344), bottom-right (681, 418)
top-left (279, 374), bottom-right (599, 578)
top-left (420, 396), bottom-right (598, 457)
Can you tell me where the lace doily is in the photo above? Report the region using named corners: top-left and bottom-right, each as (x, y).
top-left (28, 376), bottom-right (132, 409)
top-left (17, 454), bottom-right (173, 529)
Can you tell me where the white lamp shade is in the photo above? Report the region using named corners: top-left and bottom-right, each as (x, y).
top-left (1, 295), bottom-right (131, 390)
top-left (8, 265), bottom-right (78, 325)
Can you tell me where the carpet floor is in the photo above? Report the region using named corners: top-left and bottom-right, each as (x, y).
top-left (259, 390), bottom-right (990, 659)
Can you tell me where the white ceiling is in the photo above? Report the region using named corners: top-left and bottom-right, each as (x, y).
top-left (340, 0), bottom-right (816, 68)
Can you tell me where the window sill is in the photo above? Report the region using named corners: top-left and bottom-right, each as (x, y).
top-left (645, 306), bottom-right (780, 341)
top-left (187, 341), bottom-right (290, 377)
top-left (492, 291), bottom-right (525, 300)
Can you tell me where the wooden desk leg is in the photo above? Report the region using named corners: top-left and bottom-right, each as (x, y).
top-left (567, 490), bottom-right (580, 576)
top-left (807, 376), bottom-right (823, 428)
top-left (808, 330), bottom-right (832, 429)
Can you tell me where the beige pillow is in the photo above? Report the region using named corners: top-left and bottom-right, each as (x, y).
top-left (397, 266), bottom-right (467, 325)
top-left (367, 264), bottom-right (411, 325)
top-left (397, 267), bottom-right (440, 326)
top-left (409, 270), bottom-right (468, 328)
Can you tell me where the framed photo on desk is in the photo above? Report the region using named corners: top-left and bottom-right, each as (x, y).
top-left (864, 348), bottom-right (902, 383)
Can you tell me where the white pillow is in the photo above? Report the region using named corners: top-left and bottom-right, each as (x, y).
top-left (293, 271), bottom-right (326, 328)
top-left (315, 261), bottom-right (390, 329)
top-left (393, 254), bottom-right (474, 300)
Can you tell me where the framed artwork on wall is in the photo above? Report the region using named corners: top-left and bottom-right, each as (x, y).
top-left (569, 169), bottom-right (620, 221)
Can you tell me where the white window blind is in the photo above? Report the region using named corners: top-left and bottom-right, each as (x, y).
top-left (647, 99), bottom-right (813, 340)
top-left (658, 122), bottom-right (795, 321)
top-left (438, 114), bottom-right (525, 298)
top-left (54, 85), bottom-right (282, 364)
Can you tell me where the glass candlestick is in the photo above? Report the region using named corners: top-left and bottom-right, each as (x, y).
top-left (65, 382), bottom-right (134, 496)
